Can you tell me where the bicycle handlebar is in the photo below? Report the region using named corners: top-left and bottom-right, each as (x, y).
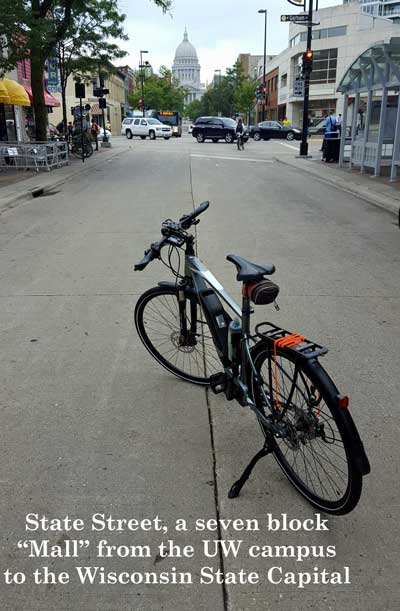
top-left (134, 238), bottom-right (168, 271)
top-left (179, 200), bottom-right (209, 229)
top-left (134, 201), bottom-right (210, 271)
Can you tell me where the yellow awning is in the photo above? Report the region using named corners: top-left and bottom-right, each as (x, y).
top-left (1, 79), bottom-right (31, 106)
top-left (0, 80), bottom-right (11, 104)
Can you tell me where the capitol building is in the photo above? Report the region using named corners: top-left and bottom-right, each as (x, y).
top-left (172, 28), bottom-right (205, 104)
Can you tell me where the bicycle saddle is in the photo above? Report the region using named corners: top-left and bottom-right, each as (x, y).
top-left (227, 255), bottom-right (275, 281)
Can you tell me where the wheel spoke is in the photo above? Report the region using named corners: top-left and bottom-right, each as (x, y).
top-left (255, 347), bottom-right (354, 508)
top-left (138, 290), bottom-right (221, 381)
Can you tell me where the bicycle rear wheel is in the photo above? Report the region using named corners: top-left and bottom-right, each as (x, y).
top-left (249, 341), bottom-right (364, 515)
top-left (135, 285), bottom-right (222, 385)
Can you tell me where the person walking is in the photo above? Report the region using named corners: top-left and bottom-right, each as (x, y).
top-left (91, 118), bottom-right (100, 151)
top-left (236, 118), bottom-right (244, 150)
top-left (336, 113), bottom-right (342, 136)
top-left (324, 111), bottom-right (337, 134)
top-left (282, 116), bottom-right (291, 127)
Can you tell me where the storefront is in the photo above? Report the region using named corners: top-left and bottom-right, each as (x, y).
top-left (22, 85), bottom-right (61, 139)
top-left (0, 79), bottom-right (31, 142)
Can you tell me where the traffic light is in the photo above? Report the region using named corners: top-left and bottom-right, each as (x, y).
top-left (75, 82), bottom-right (85, 98)
top-left (138, 98), bottom-right (144, 111)
top-left (93, 87), bottom-right (109, 97)
top-left (302, 50), bottom-right (313, 76)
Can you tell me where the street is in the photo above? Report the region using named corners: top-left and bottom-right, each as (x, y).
top-left (0, 134), bottom-right (399, 611)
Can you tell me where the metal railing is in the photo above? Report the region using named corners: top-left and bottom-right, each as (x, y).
top-left (0, 141), bottom-right (69, 172)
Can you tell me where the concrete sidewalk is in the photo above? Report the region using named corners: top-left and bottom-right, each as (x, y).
top-left (0, 140), bottom-right (127, 214)
top-left (275, 150), bottom-right (400, 220)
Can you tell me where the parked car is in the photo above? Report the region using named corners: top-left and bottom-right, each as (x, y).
top-left (308, 117), bottom-right (326, 136)
top-left (192, 116), bottom-right (250, 143)
top-left (251, 120), bottom-right (301, 142)
top-left (97, 128), bottom-right (112, 140)
top-left (121, 117), bottom-right (171, 140)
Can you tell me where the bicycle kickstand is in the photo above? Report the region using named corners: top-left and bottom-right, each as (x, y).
top-left (228, 443), bottom-right (273, 499)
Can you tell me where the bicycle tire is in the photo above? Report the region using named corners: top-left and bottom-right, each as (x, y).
top-left (84, 143), bottom-right (93, 158)
top-left (135, 285), bottom-right (222, 385)
top-left (249, 341), bottom-right (363, 515)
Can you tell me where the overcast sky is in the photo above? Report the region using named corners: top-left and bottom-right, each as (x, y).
top-left (118, 0), bottom-right (342, 83)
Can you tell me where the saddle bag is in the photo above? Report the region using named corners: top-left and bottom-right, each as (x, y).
top-left (245, 279), bottom-right (280, 305)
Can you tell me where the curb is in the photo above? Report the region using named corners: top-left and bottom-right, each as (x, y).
top-left (274, 156), bottom-right (400, 220)
top-left (0, 147), bottom-right (123, 214)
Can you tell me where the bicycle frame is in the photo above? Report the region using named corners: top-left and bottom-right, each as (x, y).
top-left (183, 247), bottom-right (271, 419)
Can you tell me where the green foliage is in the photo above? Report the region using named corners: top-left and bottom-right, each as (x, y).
top-left (184, 99), bottom-right (202, 121)
top-left (0, 0), bottom-right (171, 139)
top-left (129, 66), bottom-right (188, 113)
top-left (185, 59), bottom-right (256, 120)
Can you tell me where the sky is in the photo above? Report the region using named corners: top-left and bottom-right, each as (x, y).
top-left (118, 0), bottom-right (342, 84)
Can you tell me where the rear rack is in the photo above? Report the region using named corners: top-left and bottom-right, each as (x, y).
top-left (255, 321), bottom-right (328, 359)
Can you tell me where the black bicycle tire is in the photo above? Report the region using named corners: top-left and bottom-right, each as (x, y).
top-left (249, 341), bottom-right (363, 515)
top-left (135, 285), bottom-right (222, 385)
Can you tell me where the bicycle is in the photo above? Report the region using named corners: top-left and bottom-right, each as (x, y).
top-left (134, 202), bottom-right (370, 515)
top-left (236, 131), bottom-right (245, 150)
top-left (70, 132), bottom-right (93, 159)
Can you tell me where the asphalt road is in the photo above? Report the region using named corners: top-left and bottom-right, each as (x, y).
top-left (0, 134), bottom-right (399, 611)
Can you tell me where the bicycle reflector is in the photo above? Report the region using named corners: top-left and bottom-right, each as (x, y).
top-left (338, 395), bottom-right (349, 409)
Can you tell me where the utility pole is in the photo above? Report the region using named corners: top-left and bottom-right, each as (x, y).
top-left (258, 9), bottom-right (267, 121)
top-left (140, 50), bottom-right (148, 117)
top-left (299, 0), bottom-right (315, 156)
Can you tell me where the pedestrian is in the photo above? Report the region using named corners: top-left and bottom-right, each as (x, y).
top-left (91, 118), bottom-right (100, 151)
top-left (336, 113), bottom-right (342, 135)
top-left (67, 121), bottom-right (74, 140)
top-left (236, 117), bottom-right (244, 150)
top-left (282, 116), bottom-right (291, 127)
top-left (56, 120), bottom-right (65, 136)
top-left (324, 111), bottom-right (337, 134)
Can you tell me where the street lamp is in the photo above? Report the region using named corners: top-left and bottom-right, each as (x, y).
top-left (214, 69), bottom-right (221, 85)
top-left (258, 9), bottom-right (267, 122)
top-left (139, 50), bottom-right (149, 117)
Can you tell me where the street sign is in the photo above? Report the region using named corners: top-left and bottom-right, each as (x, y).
top-left (287, 0), bottom-right (305, 7)
top-left (280, 14), bottom-right (308, 22)
top-left (293, 78), bottom-right (305, 97)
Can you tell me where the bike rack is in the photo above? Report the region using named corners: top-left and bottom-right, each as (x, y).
top-left (255, 321), bottom-right (328, 359)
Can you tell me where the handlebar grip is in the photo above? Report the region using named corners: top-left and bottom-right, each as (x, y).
top-left (193, 200), bottom-right (209, 217)
top-left (134, 248), bottom-right (155, 271)
top-left (179, 201), bottom-right (209, 229)
top-left (134, 237), bottom-right (168, 271)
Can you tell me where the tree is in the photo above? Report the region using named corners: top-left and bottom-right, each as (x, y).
top-left (56, 1), bottom-right (128, 134)
top-left (0, 0), bottom-right (171, 141)
top-left (235, 79), bottom-right (257, 124)
top-left (184, 99), bottom-right (202, 121)
top-left (128, 66), bottom-right (188, 113)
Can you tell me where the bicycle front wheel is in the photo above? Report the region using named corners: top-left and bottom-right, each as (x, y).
top-left (135, 285), bottom-right (222, 385)
top-left (250, 341), bottom-right (364, 515)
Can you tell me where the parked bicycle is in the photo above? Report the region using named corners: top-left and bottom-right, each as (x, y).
top-left (134, 202), bottom-right (370, 515)
top-left (70, 131), bottom-right (93, 159)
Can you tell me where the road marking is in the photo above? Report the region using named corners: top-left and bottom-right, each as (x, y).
top-left (279, 142), bottom-right (298, 151)
top-left (190, 154), bottom-right (273, 163)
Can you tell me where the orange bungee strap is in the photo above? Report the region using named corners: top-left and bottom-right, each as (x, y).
top-left (273, 334), bottom-right (305, 409)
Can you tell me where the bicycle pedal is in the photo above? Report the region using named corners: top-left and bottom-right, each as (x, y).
top-left (209, 372), bottom-right (227, 395)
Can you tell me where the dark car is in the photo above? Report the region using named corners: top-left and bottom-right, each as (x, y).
top-left (192, 116), bottom-right (249, 144)
top-left (251, 120), bottom-right (301, 142)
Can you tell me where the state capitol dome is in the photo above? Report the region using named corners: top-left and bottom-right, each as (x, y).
top-left (172, 28), bottom-right (205, 104)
